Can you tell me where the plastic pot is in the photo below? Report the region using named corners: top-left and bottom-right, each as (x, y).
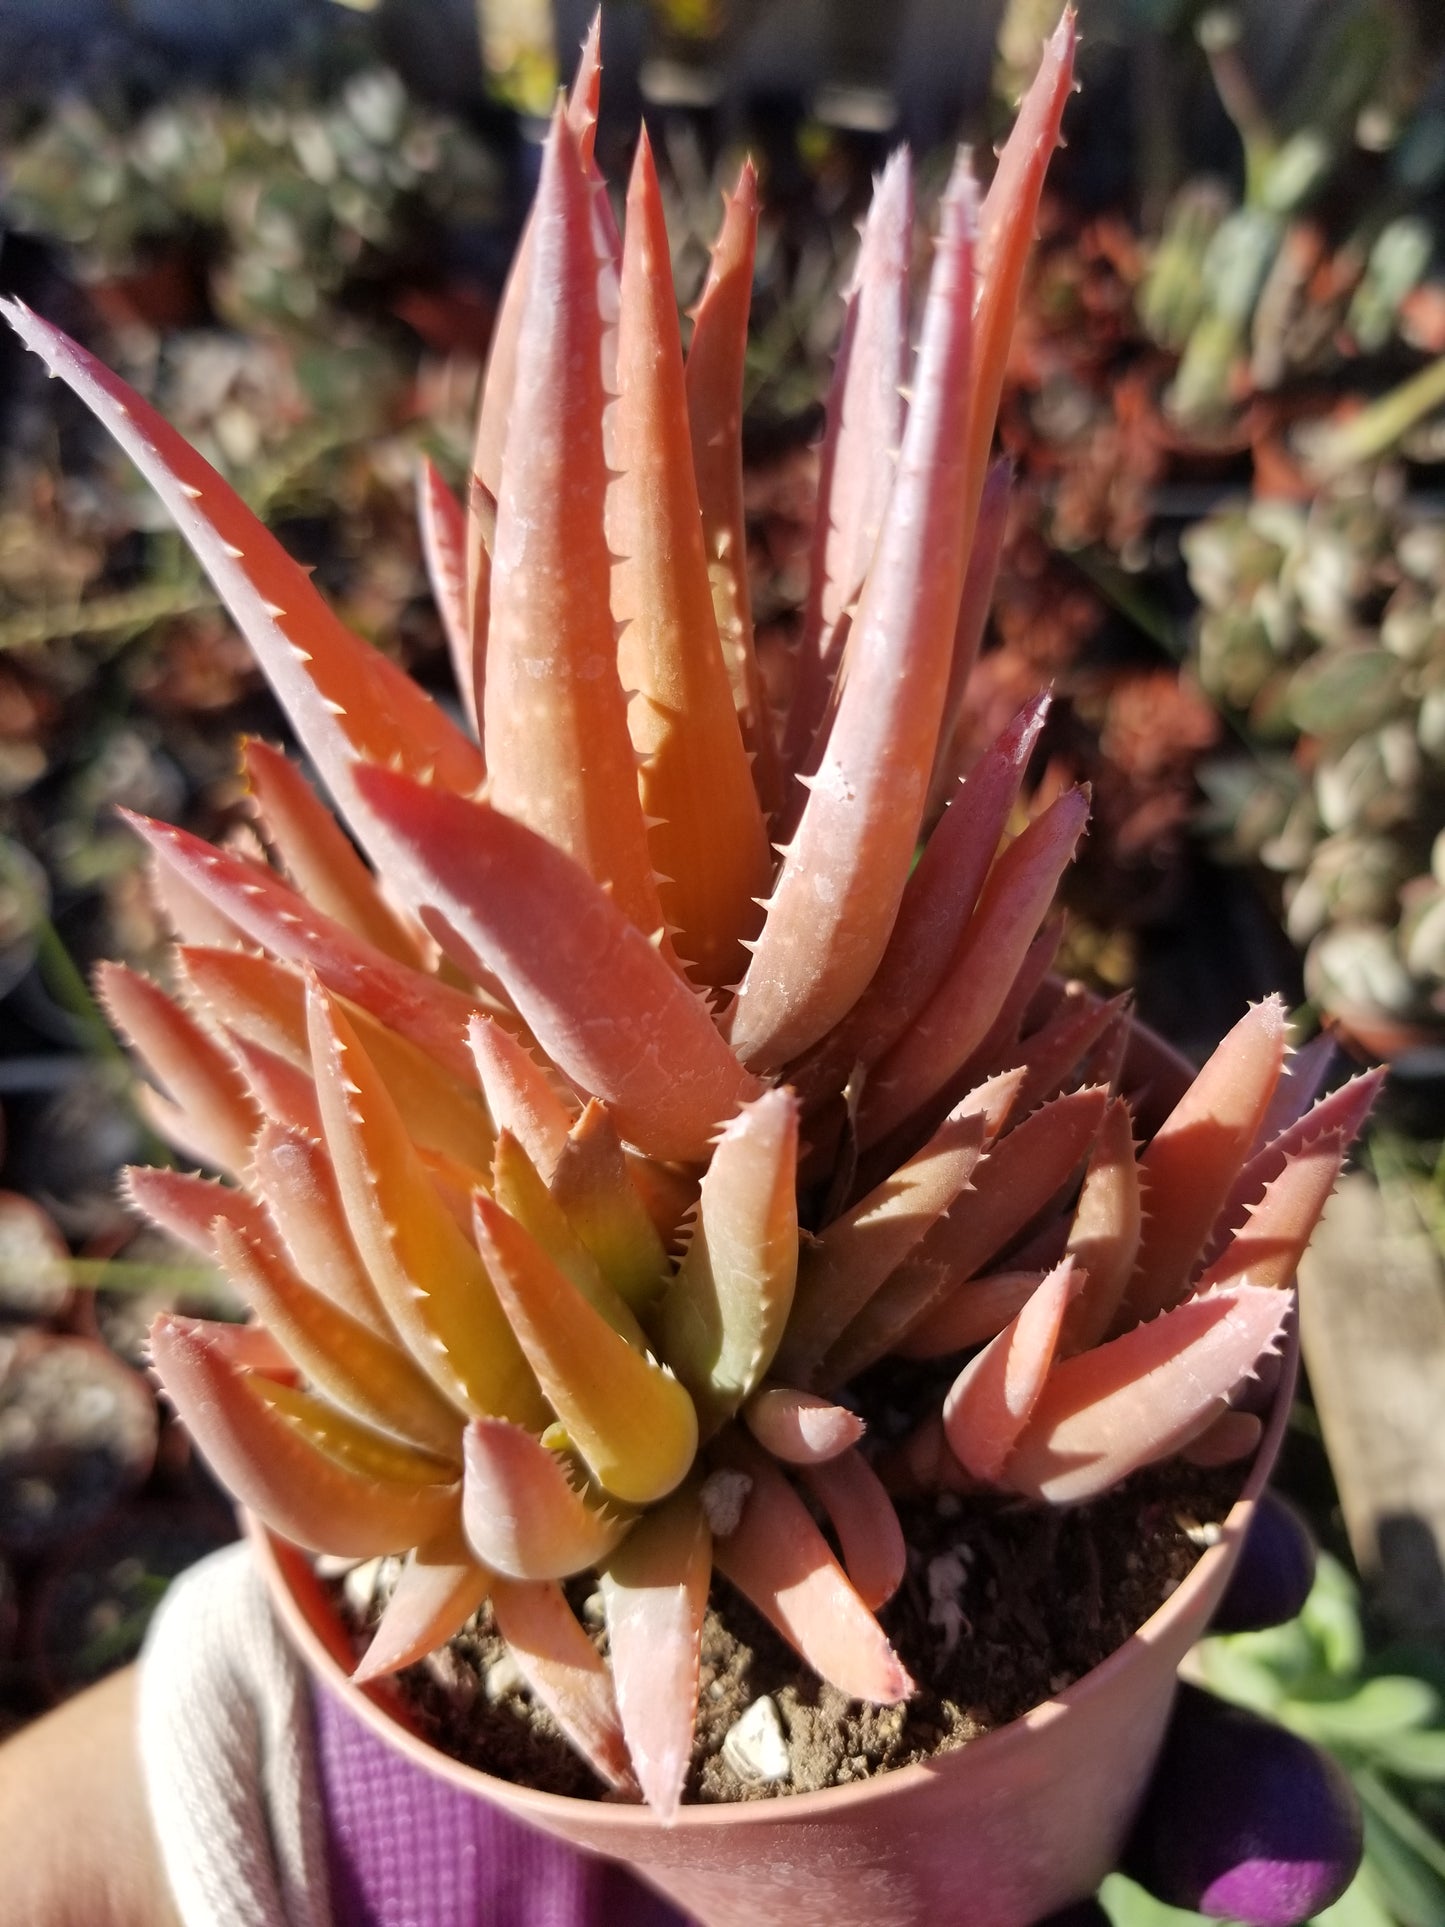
top-left (251, 1324), bottom-right (1297, 1927)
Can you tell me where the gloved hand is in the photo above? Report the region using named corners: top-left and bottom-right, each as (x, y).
top-left (1043, 1490), bottom-right (1363, 1927)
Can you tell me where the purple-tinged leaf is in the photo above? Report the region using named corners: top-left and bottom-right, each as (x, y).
top-left (728, 156), bottom-right (978, 1072)
top-left (927, 457), bottom-right (1013, 812)
top-left (1194, 1131), bottom-right (1346, 1295)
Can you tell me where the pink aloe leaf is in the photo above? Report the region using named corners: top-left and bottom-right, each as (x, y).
top-left (1000, 1283), bottom-right (1290, 1505)
top-left (472, 1190), bottom-right (698, 1506)
top-left (743, 1385), bottom-right (864, 1464)
top-left (416, 457), bottom-right (480, 737)
top-left (1253, 1032), bottom-right (1338, 1151)
top-left (820, 1083), bottom-right (1110, 1387)
top-left (798, 1447), bottom-right (906, 1611)
top-left (611, 132), bottom-right (773, 993)
top-left (1058, 1097), bottom-right (1143, 1355)
top-left (777, 1093), bottom-right (998, 1383)
top-left (482, 110), bottom-right (663, 941)
top-left (127, 813), bottom-right (483, 1084)
top-left (354, 765), bottom-right (765, 1163)
top-left (150, 1313), bottom-right (457, 1555)
top-left (961, 12), bottom-right (1077, 553)
top-left (491, 1130), bottom-right (647, 1347)
top-left (354, 1511), bottom-right (492, 1683)
top-left (1205, 1067), bottom-right (1383, 1267)
top-left (942, 1255), bottom-right (1080, 1481)
top-left (209, 1220), bottom-right (461, 1460)
top-left (892, 1269), bottom-right (1045, 1360)
top-left (489, 1577), bottom-right (635, 1794)
top-left (461, 1417), bottom-right (630, 1580)
top-left (0, 302), bottom-right (483, 835)
top-left (147, 850), bottom-right (245, 948)
top-left (709, 1433), bottom-right (913, 1704)
top-left (1180, 1409), bottom-right (1265, 1467)
top-left (787, 695), bottom-right (1050, 1105)
top-left (307, 980), bottom-right (548, 1428)
top-left (927, 457), bottom-right (1014, 812)
top-left (1193, 1131), bottom-right (1347, 1295)
top-left (728, 155), bottom-right (978, 1073)
top-left (241, 737), bottom-right (425, 969)
top-left (1005, 988), bottom-right (1132, 1120)
top-left (248, 1121), bottom-right (393, 1339)
top-left (1123, 997), bottom-right (1290, 1325)
top-left (857, 785), bottom-right (1090, 1149)
top-left (600, 1486), bottom-right (712, 1821)
top-left (122, 1163), bottom-right (279, 1264)
top-left (940, 913), bottom-right (1065, 1112)
top-left (97, 962), bottom-right (260, 1177)
top-left (684, 159), bottom-right (784, 824)
top-left (468, 1014), bottom-right (576, 1184)
top-left (655, 1089), bottom-right (800, 1434)
top-left (784, 148), bottom-right (914, 787)
top-left (549, 1100), bottom-right (670, 1313)
top-left (877, 1411), bottom-right (979, 1498)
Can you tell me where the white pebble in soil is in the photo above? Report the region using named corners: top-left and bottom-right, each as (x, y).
top-left (722, 1695), bottom-right (791, 1786)
top-left (927, 1549), bottom-right (972, 1659)
top-left (700, 1469), bottom-right (752, 1538)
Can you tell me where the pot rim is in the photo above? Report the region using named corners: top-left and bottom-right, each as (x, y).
top-left (250, 1324), bottom-right (1298, 1831)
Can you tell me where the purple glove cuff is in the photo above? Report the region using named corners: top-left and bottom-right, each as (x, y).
top-left (311, 1685), bottom-right (689, 1927)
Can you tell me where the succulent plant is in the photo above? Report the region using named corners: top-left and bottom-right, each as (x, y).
top-left (3, 15), bottom-right (1378, 1815)
top-left (1187, 475), bottom-right (1445, 1048)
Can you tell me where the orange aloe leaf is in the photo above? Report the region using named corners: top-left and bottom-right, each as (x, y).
top-left (355, 766), bottom-right (765, 1162)
top-left (777, 1092), bottom-right (1000, 1382)
top-left (128, 814), bottom-right (481, 1083)
top-left (798, 1448), bottom-right (906, 1611)
top-left (942, 1255), bottom-right (1080, 1482)
top-left (857, 785), bottom-right (1090, 1149)
top-left (961, 12), bottom-right (1076, 553)
top-left (150, 1313), bottom-right (457, 1555)
top-left (308, 982), bottom-right (547, 1427)
top-left (892, 1269), bottom-right (1045, 1360)
top-left (1193, 1131), bottom-right (1347, 1296)
top-left (416, 457), bottom-right (480, 738)
top-left (249, 1121), bottom-right (393, 1338)
top-left (729, 156), bottom-right (977, 1072)
top-left (471, 1191), bottom-right (697, 1506)
top-left (468, 1014), bottom-right (575, 1183)
top-left (0, 302), bottom-right (483, 837)
top-left (491, 1130), bottom-right (646, 1346)
top-left (709, 1433), bottom-right (912, 1704)
top-left (482, 111), bottom-right (663, 941)
top-left (612, 131), bottom-right (773, 992)
top-left (787, 695), bottom-right (1049, 1103)
top-left (1059, 1098), bottom-right (1143, 1355)
top-left (228, 1031), bottom-right (323, 1137)
top-left (743, 1385), bottom-right (864, 1465)
top-left (209, 1220), bottom-right (461, 1460)
top-left (97, 962), bottom-right (260, 1176)
top-left (461, 1417), bottom-right (630, 1580)
top-left (1123, 997), bottom-right (1289, 1325)
top-left (820, 1083), bottom-right (1110, 1387)
top-left (548, 1100), bottom-right (670, 1313)
top-left (241, 738), bottom-right (425, 968)
top-left (784, 148), bottom-right (914, 786)
top-left (599, 1485), bottom-right (711, 1820)
top-left (182, 945), bottom-right (495, 1172)
top-left (122, 1163), bottom-right (279, 1264)
top-left (354, 1512), bottom-right (492, 1682)
top-left (655, 1089), bottom-right (799, 1434)
top-left (147, 851), bottom-right (246, 948)
top-left (927, 457), bottom-right (1013, 811)
top-left (684, 159), bottom-right (784, 824)
top-left (1207, 1067), bottom-right (1383, 1266)
top-left (489, 1577), bottom-right (635, 1794)
top-left (1001, 1283), bottom-right (1290, 1505)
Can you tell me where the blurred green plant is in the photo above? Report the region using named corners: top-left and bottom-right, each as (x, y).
top-left (1103, 1555), bottom-right (1445, 1927)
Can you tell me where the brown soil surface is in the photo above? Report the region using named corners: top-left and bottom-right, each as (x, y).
top-left (329, 1455), bottom-right (1243, 1807)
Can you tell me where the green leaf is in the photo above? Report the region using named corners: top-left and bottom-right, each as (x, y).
top-left (1289, 1678), bottom-right (1442, 1748)
top-left (1287, 650), bottom-right (1403, 739)
top-left (1316, 1863), bottom-right (1409, 1927)
top-left (1098, 1873), bottom-right (1207, 1927)
top-left (1370, 1729), bottom-right (1445, 1783)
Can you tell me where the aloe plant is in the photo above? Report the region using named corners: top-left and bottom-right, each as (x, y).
top-left (2, 13), bottom-right (1379, 1815)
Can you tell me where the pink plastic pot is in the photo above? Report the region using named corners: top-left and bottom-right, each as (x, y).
top-left (252, 1326), bottom-right (1297, 1927)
